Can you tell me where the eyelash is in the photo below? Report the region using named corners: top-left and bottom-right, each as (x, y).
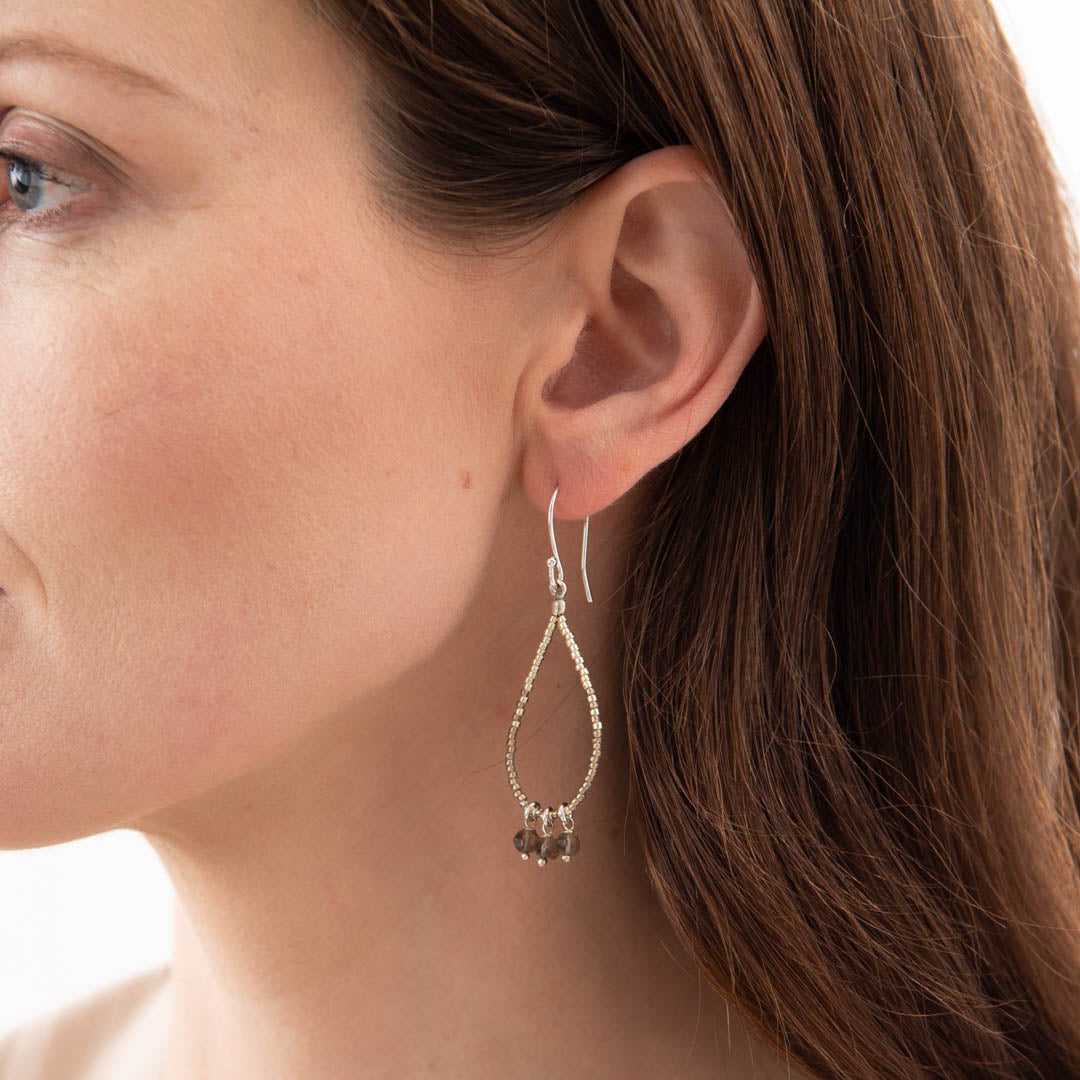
top-left (0, 151), bottom-right (84, 231)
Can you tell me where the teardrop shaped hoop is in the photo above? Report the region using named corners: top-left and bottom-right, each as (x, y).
top-left (505, 486), bottom-right (601, 861)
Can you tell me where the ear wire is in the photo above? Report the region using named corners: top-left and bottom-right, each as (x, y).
top-left (547, 486), bottom-right (593, 603)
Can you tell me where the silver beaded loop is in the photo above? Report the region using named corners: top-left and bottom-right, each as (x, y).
top-left (505, 487), bottom-right (601, 828)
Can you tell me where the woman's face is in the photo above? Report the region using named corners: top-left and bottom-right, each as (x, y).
top-left (0, 0), bottom-right (548, 846)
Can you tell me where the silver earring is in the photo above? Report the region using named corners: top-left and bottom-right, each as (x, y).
top-left (505, 485), bottom-right (600, 866)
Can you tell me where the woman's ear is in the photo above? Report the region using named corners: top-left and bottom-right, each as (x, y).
top-left (518, 144), bottom-right (768, 521)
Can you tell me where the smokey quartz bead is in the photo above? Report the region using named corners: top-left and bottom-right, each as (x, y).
top-left (514, 827), bottom-right (541, 859)
top-left (536, 835), bottom-right (561, 865)
top-left (557, 832), bottom-right (580, 860)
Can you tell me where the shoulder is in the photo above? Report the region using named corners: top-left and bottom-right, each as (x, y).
top-left (0, 964), bottom-right (171, 1080)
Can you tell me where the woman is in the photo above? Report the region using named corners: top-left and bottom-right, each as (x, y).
top-left (0, 0), bottom-right (1078, 1076)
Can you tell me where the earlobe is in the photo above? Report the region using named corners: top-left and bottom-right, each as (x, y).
top-left (520, 145), bottom-right (768, 522)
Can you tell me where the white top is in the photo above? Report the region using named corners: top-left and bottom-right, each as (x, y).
top-left (0, 966), bottom-right (171, 1080)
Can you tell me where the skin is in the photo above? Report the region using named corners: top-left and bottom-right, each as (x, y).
top-left (0, 0), bottom-right (803, 1076)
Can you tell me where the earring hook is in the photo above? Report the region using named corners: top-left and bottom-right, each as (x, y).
top-left (547, 486), bottom-right (593, 603)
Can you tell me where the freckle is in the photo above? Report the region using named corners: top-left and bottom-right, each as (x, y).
top-left (462, 470), bottom-right (472, 489)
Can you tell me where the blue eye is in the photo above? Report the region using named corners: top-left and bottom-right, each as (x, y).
top-left (4, 153), bottom-right (74, 214)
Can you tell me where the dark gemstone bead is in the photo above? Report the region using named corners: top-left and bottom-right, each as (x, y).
top-left (514, 827), bottom-right (540, 856)
top-left (537, 835), bottom-right (560, 864)
top-left (557, 832), bottom-right (580, 858)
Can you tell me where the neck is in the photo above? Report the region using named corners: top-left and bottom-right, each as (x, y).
top-left (137, 494), bottom-right (781, 1079)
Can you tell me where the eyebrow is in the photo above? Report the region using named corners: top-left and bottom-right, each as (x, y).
top-left (0, 31), bottom-right (193, 105)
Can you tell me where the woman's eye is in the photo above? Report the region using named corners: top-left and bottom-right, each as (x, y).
top-left (1, 153), bottom-right (87, 220)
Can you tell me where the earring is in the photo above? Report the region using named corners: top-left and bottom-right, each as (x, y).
top-left (506, 485), bottom-right (601, 866)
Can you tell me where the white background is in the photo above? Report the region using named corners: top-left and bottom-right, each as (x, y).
top-left (1, 0), bottom-right (1079, 1036)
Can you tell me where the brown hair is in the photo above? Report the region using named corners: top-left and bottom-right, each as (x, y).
top-left (302, 1), bottom-right (1080, 1075)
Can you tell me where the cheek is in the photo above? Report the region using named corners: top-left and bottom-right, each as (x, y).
top-left (0, 221), bottom-right (501, 847)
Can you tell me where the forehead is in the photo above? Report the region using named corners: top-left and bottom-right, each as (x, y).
top-left (0, 0), bottom-right (356, 127)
